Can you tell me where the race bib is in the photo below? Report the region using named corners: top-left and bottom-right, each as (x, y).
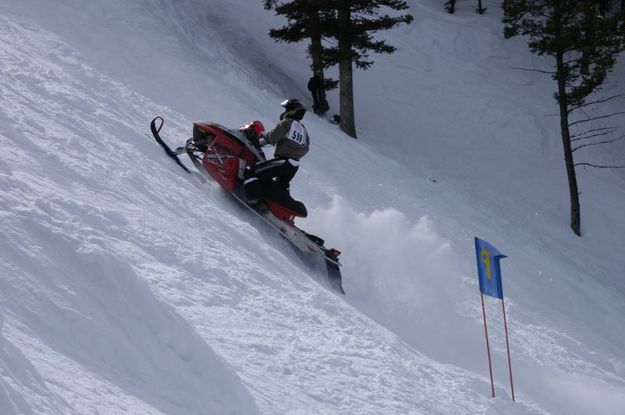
top-left (286, 121), bottom-right (307, 146)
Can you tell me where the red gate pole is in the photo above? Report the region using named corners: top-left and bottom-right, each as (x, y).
top-left (481, 293), bottom-right (495, 397)
top-left (501, 298), bottom-right (515, 402)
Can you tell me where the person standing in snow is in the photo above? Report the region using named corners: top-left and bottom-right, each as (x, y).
top-left (307, 75), bottom-right (322, 113)
top-left (244, 98), bottom-right (309, 205)
top-left (307, 75), bottom-right (329, 115)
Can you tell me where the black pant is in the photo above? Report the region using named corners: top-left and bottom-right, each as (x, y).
top-left (244, 158), bottom-right (299, 203)
top-left (310, 89), bottom-right (321, 112)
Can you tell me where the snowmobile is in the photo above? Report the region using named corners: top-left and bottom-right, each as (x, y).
top-left (149, 116), bottom-right (344, 294)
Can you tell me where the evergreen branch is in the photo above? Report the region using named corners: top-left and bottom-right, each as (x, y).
top-left (571, 128), bottom-right (617, 141)
top-left (510, 66), bottom-right (556, 74)
top-left (562, 57), bottom-right (582, 66)
top-left (572, 135), bottom-right (624, 152)
top-left (575, 162), bottom-right (625, 169)
top-left (569, 111), bottom-right (625, 127)
top-left (568, 94), bottom-right (625, 114)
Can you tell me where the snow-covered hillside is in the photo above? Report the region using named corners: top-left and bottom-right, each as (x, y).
top-left (1, 0), bottom-right (624, 414)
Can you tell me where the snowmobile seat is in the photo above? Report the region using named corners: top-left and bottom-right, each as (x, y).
top-left (261, 180), bottom-right (307, 224)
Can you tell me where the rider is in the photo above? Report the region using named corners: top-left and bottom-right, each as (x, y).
top-left (244, 98), bottom-right (310, 206)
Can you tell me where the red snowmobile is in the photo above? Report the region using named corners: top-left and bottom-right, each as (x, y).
top-left (149, 116), bottom-right (343, 293)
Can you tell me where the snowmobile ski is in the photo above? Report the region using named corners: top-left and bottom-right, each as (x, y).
top-left (150, 116), bottom-right (191, 173)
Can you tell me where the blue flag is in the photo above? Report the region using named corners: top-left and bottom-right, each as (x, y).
top-left (475, 237), bottom-right (506, 299)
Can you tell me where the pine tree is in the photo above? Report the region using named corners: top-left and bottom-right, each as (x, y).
top-left (265, 1), bottom-right (412, 138)
top-left (504, 0), bottom-right (625, 236)
top-left (264, 1), bottom-right (335, 104)
top-left (324, 1), bottom-right (413, 138)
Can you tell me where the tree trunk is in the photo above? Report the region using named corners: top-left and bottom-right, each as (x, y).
top-left (580, 3), bottom-right (597, 75)
top-left (309, 9), bottom-right (324, 80)
top-left (598, 0), bottom-right (609, 16)
top-left (556, 50), bottom-right (581, 236)
top-left (338, 7), bottom-right (357, 138)
top-left (308, 9), bottom-right (328, 112)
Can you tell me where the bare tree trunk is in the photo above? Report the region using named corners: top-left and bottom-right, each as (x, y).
top-left (556, 51), bottom-right (581, 236)
top-left (338, 7), bottom-right (357, 138)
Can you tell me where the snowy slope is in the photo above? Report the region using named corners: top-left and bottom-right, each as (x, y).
top-left (1, 0), bottom-right (625, 414)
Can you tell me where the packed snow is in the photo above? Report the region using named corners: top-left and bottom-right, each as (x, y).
top-left (1, 0), bottom-right (624, 414)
